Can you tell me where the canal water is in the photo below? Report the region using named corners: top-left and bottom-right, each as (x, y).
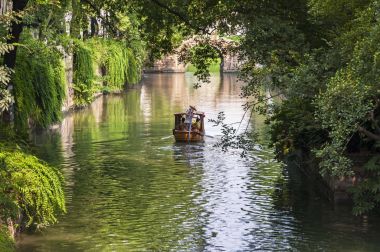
top-left (18, 73), bottom-right (380, 251)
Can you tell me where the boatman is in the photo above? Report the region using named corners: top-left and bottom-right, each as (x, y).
top-left (184, 106), bottom-right (197, 131)
top-left (192, 117), bottom-right (201, 132)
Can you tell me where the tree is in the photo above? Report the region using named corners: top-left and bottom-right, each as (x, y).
top-left (3, 0), bottom-right (28, 70)
top-left (0, 0), bottom-right (28, 121)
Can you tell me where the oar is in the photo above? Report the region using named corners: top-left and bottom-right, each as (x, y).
top-left (91, 138), bottom-right (127, 144)
top-left (160, 135), bottom-right (173, 140)
top-left (187, 122), bottom-right (193, 143)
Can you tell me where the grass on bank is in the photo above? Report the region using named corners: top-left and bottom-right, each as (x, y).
top-left (186, 58), bottom-right (221, 73)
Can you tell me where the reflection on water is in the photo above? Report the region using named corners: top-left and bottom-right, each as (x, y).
top-left (18, 73), bottom-right (380, 251)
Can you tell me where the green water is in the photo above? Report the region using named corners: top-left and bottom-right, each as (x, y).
top-left (17, 73), bottom-right (380, 251)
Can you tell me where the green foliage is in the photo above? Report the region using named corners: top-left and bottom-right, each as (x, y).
top-left (0, 0), bottom-right (17, 116)
top-left (0, 12), bottom-right (15, 115)
top-left (86, 38), bottom-right (143, 89)
top-left (308, 0), bottom-right (370, 29)
top-left (72, 39), bottom-right (96, 106)
top-left (0, 43), bottom-right (14, 55)
top-left (350, 20), bottom-right (380, 90)
top-left (267, 51), bottom-right (333, 158)
top-left (0, 147), bottom-right (66, 228)
top-left (350, 156), bottom-right (380, 215)
top-left (186, 58), bottom-right (221, 73)
top-left (312, 2), bottom-right (380, 179)
top-left (70, 0), bottom-right (82, 38)
top-left (316, 70), bottom-right (373, 176)
top-left (102, 40), bottom-right (136, 88)
top-left (105, 41), bottom-right (129, 88)
top-left (23, 0), bottom-right (70, 40)
top-left (268, 98), bottom-right (327, 157)
top-left (125, 48), bottom-right (142, 84)
top-left (0, 42), bottom-right (14, 114)
top-left (0, 226), bottom-right (14, 252)
top-left (250, 0), bottom-right (380, 213)
top-left (72, 38), bottom-right (144, 105)
top-left (183, 43), bottom-right (221, 85)
top-left (13, 36), bottom-right (66, 129)
top-left (72, 82), bottom-right (95, 106)
top-left (209, 112), bottom-right (257, 158)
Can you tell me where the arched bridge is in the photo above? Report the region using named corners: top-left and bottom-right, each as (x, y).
top-left (145, 36), bottom-right (242, 73)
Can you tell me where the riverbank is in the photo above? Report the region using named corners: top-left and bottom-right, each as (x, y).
top-left (10, 34), bottom-right (145, 132)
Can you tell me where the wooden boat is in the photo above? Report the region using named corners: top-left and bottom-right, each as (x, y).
top-left (173, 109), bottom-right (205, 142)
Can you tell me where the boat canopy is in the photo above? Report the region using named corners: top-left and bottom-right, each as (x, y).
top-left (174, 112), bottom-right (205, 117)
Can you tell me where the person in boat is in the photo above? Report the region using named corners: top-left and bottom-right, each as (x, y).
top-left (184, 106), bottom-right (196, 130)
top-left (192, 117), bottom-right (201, 132)
top-left (179, 117), bottom-right (186, 130)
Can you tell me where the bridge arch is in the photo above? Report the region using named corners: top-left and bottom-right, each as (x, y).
top-left (145, 36), bottom-right (241, 73)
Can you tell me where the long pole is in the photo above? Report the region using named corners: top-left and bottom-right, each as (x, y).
top-left (187, 120), bottom-right (192, 142)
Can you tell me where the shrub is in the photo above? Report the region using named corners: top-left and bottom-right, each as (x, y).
top-left (0, 149), bottom-right (66, 229)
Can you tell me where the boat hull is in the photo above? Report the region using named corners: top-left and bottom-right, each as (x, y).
top-left (173, 130), bottom-right (204, 142)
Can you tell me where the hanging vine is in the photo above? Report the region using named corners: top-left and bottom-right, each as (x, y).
top-left (13, 37), bottom-right (66, 130)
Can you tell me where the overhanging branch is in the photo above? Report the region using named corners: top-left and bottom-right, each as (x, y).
top-left (358, 126), bottom-right (380, 141)
top-left (147, 0), bottom-right (207, 33)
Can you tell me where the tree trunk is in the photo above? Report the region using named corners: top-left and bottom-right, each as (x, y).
top-left (3, 0), bottom-right (29, 123)
top-left (90, 17), bottom-right (98, 37)
top-left (217, 50), bottom-right (224, 77)
top-left (0, 0), bottom-right (11, 15)
top-left (3, 0), bottom-right (28, 69)
top-left (81, 6), bottom-right (89, 39)
top-left (70, 0), bottom-right (81, 38)
top-left (219, 56), bottom-right (224, 76)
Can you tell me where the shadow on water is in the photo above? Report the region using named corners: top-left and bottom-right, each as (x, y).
top-left (15, 73), bottom-right (380, 252)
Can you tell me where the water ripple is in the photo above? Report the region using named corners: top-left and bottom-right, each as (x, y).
top-left (17, 74), bottom-right (380, 252)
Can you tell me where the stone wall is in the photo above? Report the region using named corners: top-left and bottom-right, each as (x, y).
top-left (60, 45), bottom-right (105, 113)
top-left (144, 53), bottom-right (186, 73)
top-left (145, 52), bottom-right (241, 73)
top-left (222, 53), bottom-right (241, 72)
top-left (62, 48), bottom-right (74, 112)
